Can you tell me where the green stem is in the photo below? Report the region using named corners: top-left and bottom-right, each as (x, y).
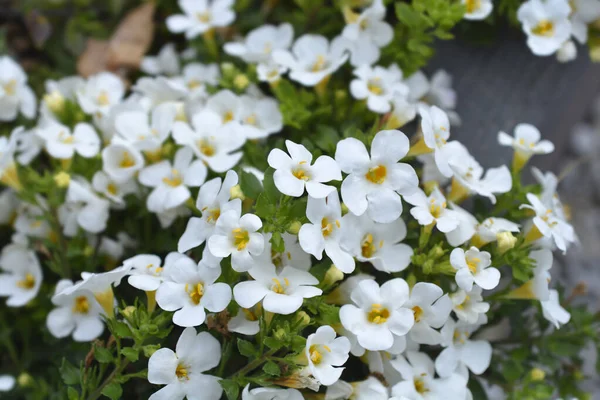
top-left (230, 348), bottom-right (278, 379)
top-left (86, 360), bottom-right (130, 400)
top-left (217, 338), bottom-right (233, 377)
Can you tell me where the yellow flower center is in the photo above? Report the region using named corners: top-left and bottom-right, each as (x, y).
top-left (202, 207), bottom-right (220, 223)
top-left (119, 151), bottom-right (136, 168)
top-left (368, 304), bottom-right (390, 324)
top-left (176, 363), bottom-right (189, 380)
top-left (16, 273), bottom-right (35, 289)
top-left (197, 139), bottom-right (216, 157)
top-left (73, 295), bottom-right (90, 314)
top-left (97, 91), bottom-right (110, 106)
top-left (223, 111), bottom-right (235, 123)
top-left (186, 282), bottom-right (204, 305)
top-left (532, 20), bottom-right (555, 36)
top-left (196, 11), bottom-right (211, 23)
top-left (465, 0), bottom-right (481, 13)
top-left (429, 198), bottom-right (446, 219)
top-left (360, 233), bottom-right (383, 258)
top-left (321, 217), bottom-right (339, 237)
top-left (242, 308), bottom-right (258, 321)
top-left (232, 228), bottom-right (250, 250)
top-left (453, 330), bottom-right (470, 344)
top-left (309, 344), bottom-right (331, 365)
top-left (311, 55), bottom-right (327, 72)
top-left (467, 257), bottom-right (480, 274)
top-left (412, 306), bottom-right (424, 322)
top-left (162, 169), bottom-right (182, 187)
top-left (245, 114), bottom-right (257, 125)
top-left (367, 78), bottom-right (383, 95)
top-left (365, 165), bottom-right (387, 184)
top-left (414, 376), bottom-right (429, 394)
top-left (107, 183), bottom-right (118, 196)
top-left (292, 163), bottom-right (311, 181)
top-left (146, 263), bottom-right (163, 276)
top-left (3, 79), bottom-right (17, 96)
top-left (271, 277), bottom-right (290, 294)
top-left (187, 79), bottom-right (202, 90)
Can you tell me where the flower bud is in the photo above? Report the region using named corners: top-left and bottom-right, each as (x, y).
top-left (122, 305), bottom-right (136, 318)
top-left (274, 328), bottom-right (286, 340)
top-left (286, 220), bottom-right (302, 235)
top-left (230, 184), bottom-right (245, 200)
top-left (234, 74), bottom-right (250, 91)
top-left (43, 90), bottom-right (65, 114)
top-left (17, 372), bottom-right (33, 387)
top-left (221, 62), bottom-right (235, 76)
top-left (53, 171), bottom-right (71, 188)
top-left (323, 265), bottom-right (344, 286)
top-left (530, 368), bottom-right (545, 381)
top-left (496, 231), bottom-right (517, 254)
top-left (295, 311), bottom-right (311, 327)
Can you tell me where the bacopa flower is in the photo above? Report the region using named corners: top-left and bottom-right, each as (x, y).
top-left (462, 0), bottom-right (493, 20)
top-left (416, 104), bottom-right (454, 177)
top-left (224, 23), bottom-right (294, 64)
top-left (115, 103), bottom-right (176, 152)
top-left (436, 319), bottom-right (492, 377)
top-left (305, 325), bottom-right (351, 386)
top-left (178, 170), bottom-right (241, 253)
top-left (182, 63), bottom-right (220, 99)
top-left (404, 282), bottom-right (453, 345)
top-left (273, 34), bottom-right (350, 86)
top-left (336, 129), bottom-right (418, 223)
top-left (46, 279), bottom-right (105, 342)
top-left (298, 191), bottom-right (355, 273)
top-left (498, 123), bottom-right (554, 171)
top-left (541, 289), bottom-right (571, 328)
top-left (450, 247), bottom-right (500, 291)
top-left (76, 72), bottom-right (124, 116)
top-left (242, 385), bottom-right (304, 400)
top-left (517, 0), bottom-right (572, 56)
top-left (59, 177), bottom-right (110, 236)
top-left (349, 64), bottom-right (408, 114)
top-left (450, 287), bottom-right (490, 324)
top-left (156, 254), bottom-right (231, 327)
top-left (102, 139), bottom-right (145, 183)
top-left (227, 305), bottom-right (261, 335)
top-left (91, 171), bottom-right (137, 205)
top-left (207, 209), bottom-right (264, 272)
top-left (238, 95), bottom-right (283, 139)
top-left (148, 327), bottom-right (222, 400)
top-left (268, 140), bottom-right (341, 198)
top-left (0, 56), bottom-right (36, 121)
top-left (0, 243), bottom-right (42, 307)
top-left (141, 43), bottom-right (181, 76)
top-left (166, 0), bottom-right (235, 39)
top-left (36, 121), bottom-right (100, 160)
top-left (404, 187), bottom-right (460, 233)
top-left (233, 264), bottom-right (321, 314)
top-left (340, 278), bottom-right (414, 351)
top-left (521, 193), bottom-right (576, 253)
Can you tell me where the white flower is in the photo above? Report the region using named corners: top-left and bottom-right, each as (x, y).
top-left (306, 325), bottom-right (351, 386)
top-left (41, 76), bottom-right (84, 119)
top-left (390, 351), bottom-right (468, 400)
top-left (0, 375), bottom-right (15, 392)
top-left (13, 197), bottom-right (51, 239)
top-left (234, 264), bottom-right (321, 314)
top-left (447, 142), bottom-right (512, 203)
top-left (202, 90), bottom-right (244, 125)
top-left (166, 0), bottom-right (235, 39)
top-left (417, 104), bottom-right (455, 177)
top-left (76, 72), bottom-right (124, 116)
top-left (436, 319), bottom-right (492, 377)
top-left (342, 0), bottom-right (393, 67)
top-left (450, 247), bottom-right (500, 291)
top-left (132, 76), bottom-right (187, 106)
top-left (521, 193), bottom-right (576, 252)
top-left (178, 170), bottom-right (241, 253)
top-left (148, 327), bottom-right (222, 400)
top-left (326, 376), bottom-right (390, 400)
top-left (507, 248), bottom-right (553, 300)
top-left (556, 39), bottom-right (577, 62)
top-left (257, 61), bottom-right (288, 83)
top-left (340, 278), bottom-right (414, 351)
top-left (404, 282), bottom-right (453, 345)
top-left (126, 253), bottom-right (181, 292)
top-left (404, 187), bottom-right (460, 232)
top-left (517, 0), bottom-right (572, 56)
top-left (182, 63), bottom-right (220, 99)
top-left (0, 244), bottom-right (42, 307)
top-left (0, 56), bottom-right (36, 121)
top-left (386, 94), bottom-right (418, 129)
top-left (156, 255), bottom-right (231, 327)
top-left (268, 140), bottom-right (341, 198)
top-left (102, 138), bottom-right (146, 183)
top-left (336, 129), bottom-right (418, 223)
top-left (462, 0), bottom-right (493, 20)
top-left (450, 287), bottom-right (490, 324)
top-left (238, 95), bottom-right (283, 139)
top-left (227, 306), bottom-right (261, 335)
top-left (473, 216), bottom-right (521, 248)
top-left (46, 279), bottom-right (105, 341)
top-left (115, 103), bottom-right (177, 152)
top-left (298, 192), bottom-right (355, 273)
top-left (224, 23), bottom-right (294, 64)
top-left (340, 213), bottom-right (413, 273)
top-left (498, 123), bottom-right (554, 159)
top-left (139, 147), bottom-right (207, 213)
top-left (242, 384), bottom-right (304, 400)
top-left (141, 43), bottom-right (181, 76)
top-left (14, 127), bottom-right (44, 165)
top-left (0, 190), bottom-right (18, 225)
top-left (570, 0), bottom-right (600, 44)
top-left (350, 64), bottom-right (408, 114)
top-left (36, 121), bottom-right (100, 159)
top-left (207, 209), bottom-right (264, 272)
top-left (408, 70), bottom-right (460, 126)
top-left (541, 289), bottom-right (570, 328)
top-left (254, 232), bottom-right (312, 272)
top-left (59, 177), bottom-right (110, 236)
top-left (172, 111), bottom-right (245, 173)
top-left (92, 171), bottom-right (137, 205)
top-left (273, 34), bottom-right (349, 86)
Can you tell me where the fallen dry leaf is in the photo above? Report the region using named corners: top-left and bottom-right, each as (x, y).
top-left (77, 2), bottom-right (156, 77)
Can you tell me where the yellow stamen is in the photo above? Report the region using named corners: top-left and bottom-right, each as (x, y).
top-left (292, 166), bottom-right (310, 181)
top-left (16, 273), bottom-right (35, 289)
top-left (412, 306), bottom-right (424, 322)
top-left (414, 377), bottom-right (429, 394)
top-left (223, 111), bottom-right (234, 123)
top-left (532, 20), bottom-right (555, 36)
top-left (72, 295), bottom-right (90, 314)
top-left (465, 0), bottom-right (481, 13)
top-left (365, 165), bottom-right (387, 184)
top-left (309, 345), bottom-right (322, 364)
top-left (119, 152), bottom-right (136, 168)
top-left (368, 304), bottom-right (390, 324)
top-left (187, 80), bottom-right (202, 90)
top-left (3, 79), bottom-right (17, 96)
top-left (197, 139), bottom-right (216, 157)
top-left (321, 218), bottom-right (334, 237)
top-left (232, 228), bottom-right (250, 250)
top-left (311, 55), bottom-right (327, 72)
top-left (186, 282), bottom-right (204, 305)
top-left (196, 11), bottom-right (211, 23)
top-left (176, 363), bottom-right (189, 380)
top-left (97, 91), bottom-right (110, 106)
top-left (107, 183), bottom-right (118, 196)
top-left (361, 233), bottom-right (376, 258)
top-left (271, 278), bottom-right (287, 294)
top-left (162, 169), bottom-right (182, 187)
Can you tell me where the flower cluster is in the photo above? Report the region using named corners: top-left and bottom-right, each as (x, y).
top-left (0, 1), bottom-right (597, 400)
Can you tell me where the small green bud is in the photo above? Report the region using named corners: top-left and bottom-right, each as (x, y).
top-left (122, 306), bottom-right (136, 319)
top-left (17, 372), bottom-right (33, 387)
top-left (287, 220), bottom-right (302, 235)
top-left (230, 184), bottom-right (245, 200)
top-left (530, 368), bottom-right (545, 381)
top-left (323, 265), bottom-right (344, 286)
top-left (234, 74), bottom-right (250, 90)
top-left (295, 311), bottom-right (311, 327)
top-left (496, 231), bottom-right (517, 254)
top-left (274, 328), bottom-right (286, 340)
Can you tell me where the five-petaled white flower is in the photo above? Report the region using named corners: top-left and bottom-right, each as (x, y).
top-left (350, 64), bottom-right (408, 114)
top-left (404, 282), bottom-right (453, 345)
top-left (336, 129), bottom-right (418, 223)
top-left (521, 193), bottom-right (576, 253)
top-left (156, 254), bottom-right (231, 327)
top-left (404, 187), bottom-right (460, 233)
top-left (517, 0), bottom-right (572, 56)
top-left (115, 103), bottom-right (177, 152)
top-left (268, 140), bottom-right (341, 198)
top-left (59, 177), bottom-right (110, 236)
top-left (233, 264), bottom-right (321, 315)
top-left (182, 63), bottom-right (220, 99)
top-left (76, 72), bottom-right (124, 116)
top-left (0, 243), bottom-right (42, 307)
top-left (450, 287), bottom-right (490, 324)
top-left (224, 23), bottom-right (294, 64)
top-left (141, 43), bottom-right (181, 76)
top-left (273, 34), bottom-right (350, 86)
top-left (298, 191), bottom-right (355, 273)
top-left (242, 384), bottom-right (304, 400)
top-left (148, 327), bottom-right (223, 400)
top-left (450, 247), bottom-right (500, 291)
top-left (0, 56), bottom-right (36, 121)
top-left (102, 138), bottom-right (146, 183)
top-left (498, 123), bottom-right (555, 171)
top-left (306, 325), bottom-right (351, 386)
top-left (462, 0), bottom-right (493, 20)
top-left (207, 209), bottom-right (264, 272)
top-left (36, 121), bottom-right (100, 160)
top-left (340, 278), bottom-right (414, 351)
top-left (541, 289), bottom-right (571, 328)
top-left (166, 0), bottom-right (236, 39)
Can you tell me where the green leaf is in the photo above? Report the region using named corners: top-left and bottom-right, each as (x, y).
top-left (142, 344), bottom-right (161, 358)
top-left (237, 338), bottom-right (257, 358)
top-left (67, 387), bottom-right (80, 400)
top-left (220, 379), bottom-right (240, 400)
top-left (101, 382), bottom-right (122, 400)
top-left (468, 377), bottom-right (489, 400)
top-left (60, 359), bottom-right (80, 385)
top-left (314, 125), bottom-right (339, 153)
top-left (121, 347), bottom-right (139, 362)
top-left (271, 232), bottom-right (285, 253)
top-left (94, 345), bottom-right (113, 364)
top-left (263, 337), bottom-right (283, 351)
top-left (502, 359), bottom-right (524, 382)
top-left (113, 321), bottom-right (132, 338)
top-left (263, 361), bottom-right (281, 376)
top-left (240, 170), bottom-right (263, 199)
